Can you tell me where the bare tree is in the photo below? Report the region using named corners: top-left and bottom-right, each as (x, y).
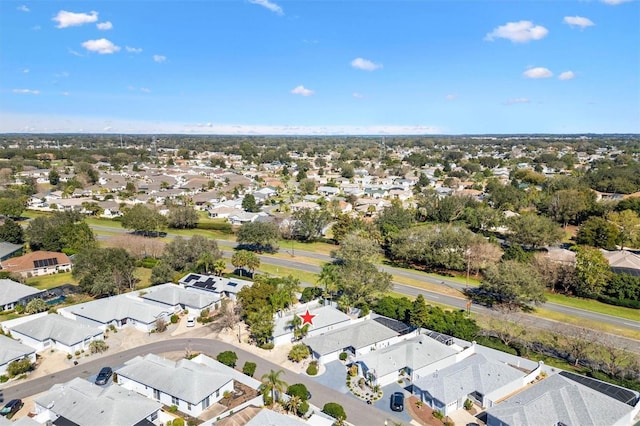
top-left (105, 234), bottom-right (166, 259)
top-left (468, 241), bottom-right (503, 276)
top-left (596, 332), bottom-right (632, 378)
top-left (218, 299), bottom-right (240, 331)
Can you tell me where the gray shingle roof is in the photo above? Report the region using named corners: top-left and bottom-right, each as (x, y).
top-left (413, 354), bottom-right (525, 404)
top-left (140, 283), bottom-right (219, 309)
top-left (11, 314), bottom-right (103, 346)
top-left (245, 409), bottom-right (308, 426)
top-left (64, 295), bottom-right (171, 324)
top-left (0, 334), bottom-right (35, 366)
top-left (115, 354), bottom-right (233, 405)
top-left (303, 320), bottom-right (398, 356)
top-left (34, 377), bottom-right (162, 426)
top-left (358, 334), bottom-right (459, 378)
top-left (0, 279), bottom-right (44, 306)
top-left (485, 373), bottom-right (638, 426)
top-left (273, 305), bottom-right (351, 338)
top-left (0, 242), bottom-right (23, 259)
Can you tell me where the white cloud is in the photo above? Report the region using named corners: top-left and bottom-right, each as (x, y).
top-left (81, 38), bottom-right (120, 54)
top-left (351, 57), bottom-right (383, 71)
top-left (53, 10), bottom-right (98, 28)
top-left (602, 0), bottom-right (633, 4)
top-left (558, 71), bottom-right (576, 80)
top-left (68, 48), bottom-right (83, 57)
top-left (12, 89), bottom-right (40, 95)
top-left (55, 71), bottom-right (70, 78)
top-left (485, 20), bottom-right (548, 43)
top-left (153, 55), bottom-right (167, 63)
top-left (564, 16), bottom-right (595, 28)
top-left (126, 46), bottom-right (142, 53)
top-left (31, 25), bottom-right (41, 31)
top-left (353, 92), bottom-right (365, 99)
top-left (97, 21), bottom-right (113, 30)
top-left (445, 94), bottom-right (458, 100)
top-left (249, 0), bottom-right (284, 15)
top-left (61, 92), bottom-right (70, 96)
top-left (291, 85), bottom-right (314, 96)
top-left (17, 5), bottom-right (29, 12)
top-left (504, 97), bottom-right (530, 105)
top-left (523, 67), bottom-right (553, 78)
top-left (140, 88), bottom-right (151, 93)
top-left (23, 68), bottom-right (29, 74)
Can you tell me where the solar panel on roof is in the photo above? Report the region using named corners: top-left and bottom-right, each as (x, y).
top-left (34, 258), bottom-right (59, 268)
top-left (560, 371), bottom-right (638, 406)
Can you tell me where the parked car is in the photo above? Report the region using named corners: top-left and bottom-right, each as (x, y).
top-left (0, 399), bottom-right (23, 418)
top-left (95, 366), bottom-right (113, 385)
top-left (186, 316), bottom-right (196, 327)
top-left (390, 392), bottom-right (404, 412)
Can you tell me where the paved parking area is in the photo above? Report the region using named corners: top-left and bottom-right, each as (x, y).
top-left (373, 382), bottom-right (413, 424)
top-left (309, 360), bottom-right (349, 394)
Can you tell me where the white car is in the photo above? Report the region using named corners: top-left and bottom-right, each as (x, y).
top-left (186, 316), bottom-right (196, 327)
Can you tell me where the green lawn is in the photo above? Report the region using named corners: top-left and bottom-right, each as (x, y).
top-left (545, 293), bottom-right (639, 321)
top-left (535, 307), bottom-right (640, 341)
top-left (256, 263), bottom-right (319, 285)
top-left (27, 272), bottom-right (78, 290)
top-left (135, 267), bottom-right (152, 289)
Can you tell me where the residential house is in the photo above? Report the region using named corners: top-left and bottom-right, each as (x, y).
top-left (139, 283), bottom-right (220, 316)
top-left (303, 319), bottom-right (401, 364)
top-left (32, 377), bottom-right (164, 426)
top-left (0, 279), bottom-right (45, 312)
top-left (289, 201), bottom-right (320, 212)
top-left (602, 249), bottom-right (640, 276)
top-left (228, 211), bottom-right (266, 226)
top-left (179, 273), bottom-right (253, 301)
top-left (58, 294), bottom-right (173, 332)
top-left (485, 371), bottom-right (640, 426)
top-left (412, 353), bottom-right (540, 416)
top-left (317, 186), bottom-right (340, 197)
top-left (7, 313), bottom-right (104, 354)
top-left (272, 304), bottom-right (352, 346)
top-left (0, 334), bottom-right (36, 376)
top-left (116, 353), bottom-right (235, 417)
top-left (356, 334), bottom-right (471, 387)
top-left (0, 241), bottom-right (23, 261)
top-left (1, 251), bottom-right (72, 278)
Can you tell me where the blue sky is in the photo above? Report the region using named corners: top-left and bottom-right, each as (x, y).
top-left (1, 0), bottom-right (638, 135)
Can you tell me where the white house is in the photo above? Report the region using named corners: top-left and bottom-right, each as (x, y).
top-left (356, 334), bottom-right (472, 387)
top-left (32, 377), bottom-right (164, 426)
top-left (412, 353), bottom-right (541, 416)
top-left (116, 354), bottom-right (247, 418)
top-left (58, 294), bottom-right (173, 332)
top-left (7, 313), bottom-right (104, 355)
top-left (139, 283), bottom-right (220, 316)
top-left (272, 304), bottom-right (352, 346)
top-left (303, 319), bottom-right (401, 364)
top-left (485, 371), bottom-right (640, 426)
top-left (180, 273), bottom-right (253, 301)
top-left (0, 334), bottom-right (36, 376)
top-left (0, 279), bottom-right (45, 312)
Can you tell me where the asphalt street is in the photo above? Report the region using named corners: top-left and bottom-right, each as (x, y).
top-left (0, 337), bottom-right (405, 426)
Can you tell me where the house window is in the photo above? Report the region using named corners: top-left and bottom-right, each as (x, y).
top-left (216, 390), bottom-right (219, 398)
top-left (187, 403), bottom-right (192, 411)
top-left (153, 389), bottom-right (160, 400)
top-left (202, 396), bottom-right (210, 409)
top-left (171, 396), bottom-right (179, 405)
top-left (150, 412), bottom-right (158, 421)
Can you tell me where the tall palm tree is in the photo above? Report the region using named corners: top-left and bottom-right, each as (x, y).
top-left (260, 369), bottom-right (288, 403)
top-left (286, 395), bottom-right (302, 415)
top-left (318, 263), bottom-right (340, 302)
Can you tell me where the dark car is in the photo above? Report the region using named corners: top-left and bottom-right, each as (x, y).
top-left (95, 367), bottom-right (113, 385)
top-left (0, 399), bottom-right (23, 418)
top-left (390, 392), bottom-right (404, 412)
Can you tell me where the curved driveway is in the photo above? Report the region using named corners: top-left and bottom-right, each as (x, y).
top-left (0, 338), bottom-right (405, 426)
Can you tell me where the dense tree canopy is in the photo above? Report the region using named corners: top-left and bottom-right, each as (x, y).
top-left (26, 212), bottom-right (95, 253)
top-left (73, 247), bottom-right (137, 296)
top-left (479, 260), bottom-right (546, 310)
top-left (236, 221), bottom-right (280, 252)
top-left (166, 206), bottom-right (199, 229)
top-left (120, 204), bottom-right (167, 235)
top-left (163, 235), bottom-right (221, 272)
top-left (0, 218), bottom-right (24, 244)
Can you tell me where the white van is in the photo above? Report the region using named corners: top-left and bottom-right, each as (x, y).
top-left (186, 316), bottom-right (196, 327)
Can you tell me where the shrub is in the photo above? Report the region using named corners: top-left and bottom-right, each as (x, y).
top-left (0, 375), bottom-right (8, 383)
top-left (298, 401), bottom-right (310, 416)
top-left (67, 354), bottom-right (73, 360)
top-left (288, 344), bottom-right (310, 362)
top-left (464, 399), bottom-right (473, 410)
top-left (7, 358), bottom-right (32, 377)
top-left (168, 405), bottom-right (178, 413)
top-left (170, 314), bottom-right (179, 324)
top-left (259, 342), bottom-right (274, 350)
top-left (216, 351), bottom-right (238, 368)
top-left (169, 418), bottom-right (185, 426)
top-left (14, 304), bottom-right (24, 314)
top-left (155, 317), bottom-right (168, 332)
top-left (306, 361), bottom-right (318, 376)
top-left (433, 410), bottom-right (444, 420)
top-left (263, 394), bottom-right (273, 406)
top-left (242, 361), bottom-right (257, 377)
top-left (339, 352), bottom-right (348, 361)
top-left (89, 340), bottom-right (109, 354)
top-left (322, 402), bottom-right (346, 421)
top-left (286, 383), bottom-right (310, 402)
